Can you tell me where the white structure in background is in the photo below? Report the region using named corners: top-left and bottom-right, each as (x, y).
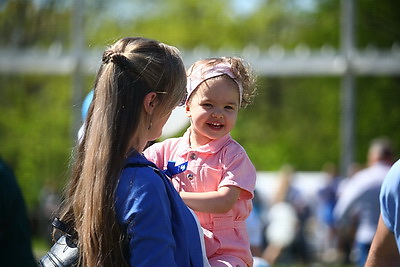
top-left (161, 106), bottom-right (189, 139)
top-left (255, 171), bottom-right (326, 206)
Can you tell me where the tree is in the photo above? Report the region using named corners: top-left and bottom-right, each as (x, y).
top-left (0, 0), bottom-right (399, 210)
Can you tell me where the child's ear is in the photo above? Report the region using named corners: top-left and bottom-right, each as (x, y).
top-left (143, 92), bottom-right (158, 115)
top-left (185, 103), bottom-right (192, 118)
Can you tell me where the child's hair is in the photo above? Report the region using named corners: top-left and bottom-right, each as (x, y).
top-left (186, 57), bottom-right (257, 108)
top-left (58, 37), bottom-right (186, 267)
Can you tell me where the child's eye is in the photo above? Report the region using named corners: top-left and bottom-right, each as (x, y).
top-left (202, 103), bottom-right (213, 108)
top-left (225, 105), bottom-right (234, 110)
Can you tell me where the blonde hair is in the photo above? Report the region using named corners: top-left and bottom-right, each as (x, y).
top-left (57, 37), bottom-right (186, 266)
top-left (187, 57), bottom-right (257, 108)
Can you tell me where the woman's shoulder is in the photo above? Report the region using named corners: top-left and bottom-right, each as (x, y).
top-left (116, 156), bottom-right (169, 213)
top-left (124, 165), bottom-right (162, 184)
top-left (115, 156), bottom-right (173, 227)
top-left (119, 153), bottom-right (165, 189)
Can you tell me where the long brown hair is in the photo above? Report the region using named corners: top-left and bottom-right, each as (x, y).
top-left (57, 37), bottom-right (186, 266)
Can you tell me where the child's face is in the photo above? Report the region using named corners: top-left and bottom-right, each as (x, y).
top-left (186, 76), bottom-right (239, 147)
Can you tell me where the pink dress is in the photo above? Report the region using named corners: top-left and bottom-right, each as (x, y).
top-left (145, 129), bottom-right (256, 266)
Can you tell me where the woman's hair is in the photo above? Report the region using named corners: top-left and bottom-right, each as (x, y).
top-left (186, 57), bottom-right (257, 108)
top-left (57, 37), bottom-right (186, 266)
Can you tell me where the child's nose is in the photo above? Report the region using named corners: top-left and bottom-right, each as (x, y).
top-left (211, 109), bottom-right (223, 118)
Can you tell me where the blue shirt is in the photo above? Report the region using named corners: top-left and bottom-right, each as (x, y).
top-left (115, 152), bottom-right (204, 266)
top-left (380, 159), bottom-right (400, 253)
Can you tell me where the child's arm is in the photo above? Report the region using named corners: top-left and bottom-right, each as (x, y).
top-left (180, 185), bottom-right (241, 213)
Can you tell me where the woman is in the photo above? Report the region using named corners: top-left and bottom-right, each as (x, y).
top-left (54, 37), bottom-right (205, 266)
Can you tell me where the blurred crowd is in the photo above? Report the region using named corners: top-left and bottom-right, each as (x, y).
top-left (247, 137), bottom-right (396, 267)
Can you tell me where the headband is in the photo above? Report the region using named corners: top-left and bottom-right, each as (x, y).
top-left (186, 62), bottom-right (243, 105)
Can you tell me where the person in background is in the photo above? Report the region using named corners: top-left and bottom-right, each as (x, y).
top-left (334, 137), bottom-right (395, 267)
top-left (365, 158), bottom-right (400, 267)
top-left (315, 162), bottom-right (342, 263)
top-left (0, 157), bottom-right (37, 266)
top-left (246, 190), bottom-right (270, 267)
top-left (246, 190), bottom-right (264, 258)
top-left (52, 37), bottom-right (206, 266)
top-left (145, 57), bottom-right (257, 266)
top-left (262, 165), bottom-right (311, 265)
top-left (334, 162), bottom-right (362, 264)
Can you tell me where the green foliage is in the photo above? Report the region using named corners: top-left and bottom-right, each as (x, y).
top-left (233, 76), bottom-right (341, 171)
top-left (234, 74), bottom-right (400, 171)
top-left (354, 77), bottom-right (400, 160)
top-left (84, 0), bottom-right (324, 50)
top-left (0, 75), bottom-right (73, 208)
top-left (293, 0), bottom-right (340, 48)
top-left (0, 0), bottom-right (399, 211)
top-left (357, 0), bottom-right (400, 48)
top-left (0, 0), bottom-right (71, 48)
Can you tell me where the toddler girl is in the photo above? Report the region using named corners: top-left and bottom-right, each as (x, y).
top-left (145, 57), bottom-right (257, 267)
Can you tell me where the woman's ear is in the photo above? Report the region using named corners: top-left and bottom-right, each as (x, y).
top-left (143, 92), bottom-right (158, 115)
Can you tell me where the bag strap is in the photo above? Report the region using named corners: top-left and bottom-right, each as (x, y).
top-left (124, 163), bottom-right (164, 177)
top-left (125, 161), bottom-right (187, 178)
top-left (124, 163), bottom-right (156, 169)
top-left (52, 217), bottom-right (78, 241)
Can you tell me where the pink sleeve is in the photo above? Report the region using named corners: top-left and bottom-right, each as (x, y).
top-left (219, 146), bottom-right (256, 200)
top-left (143, 142), bottom-right (165, 169)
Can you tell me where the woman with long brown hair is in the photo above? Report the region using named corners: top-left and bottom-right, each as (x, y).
top-left (53, 37), bottom-right (205, 266)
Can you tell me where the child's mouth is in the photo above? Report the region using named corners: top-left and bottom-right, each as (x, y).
top-left (207, 122), bottom-right (223, 129)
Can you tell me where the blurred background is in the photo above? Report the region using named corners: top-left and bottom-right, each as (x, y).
top-left (0, 0), bottom-right (399, 265)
